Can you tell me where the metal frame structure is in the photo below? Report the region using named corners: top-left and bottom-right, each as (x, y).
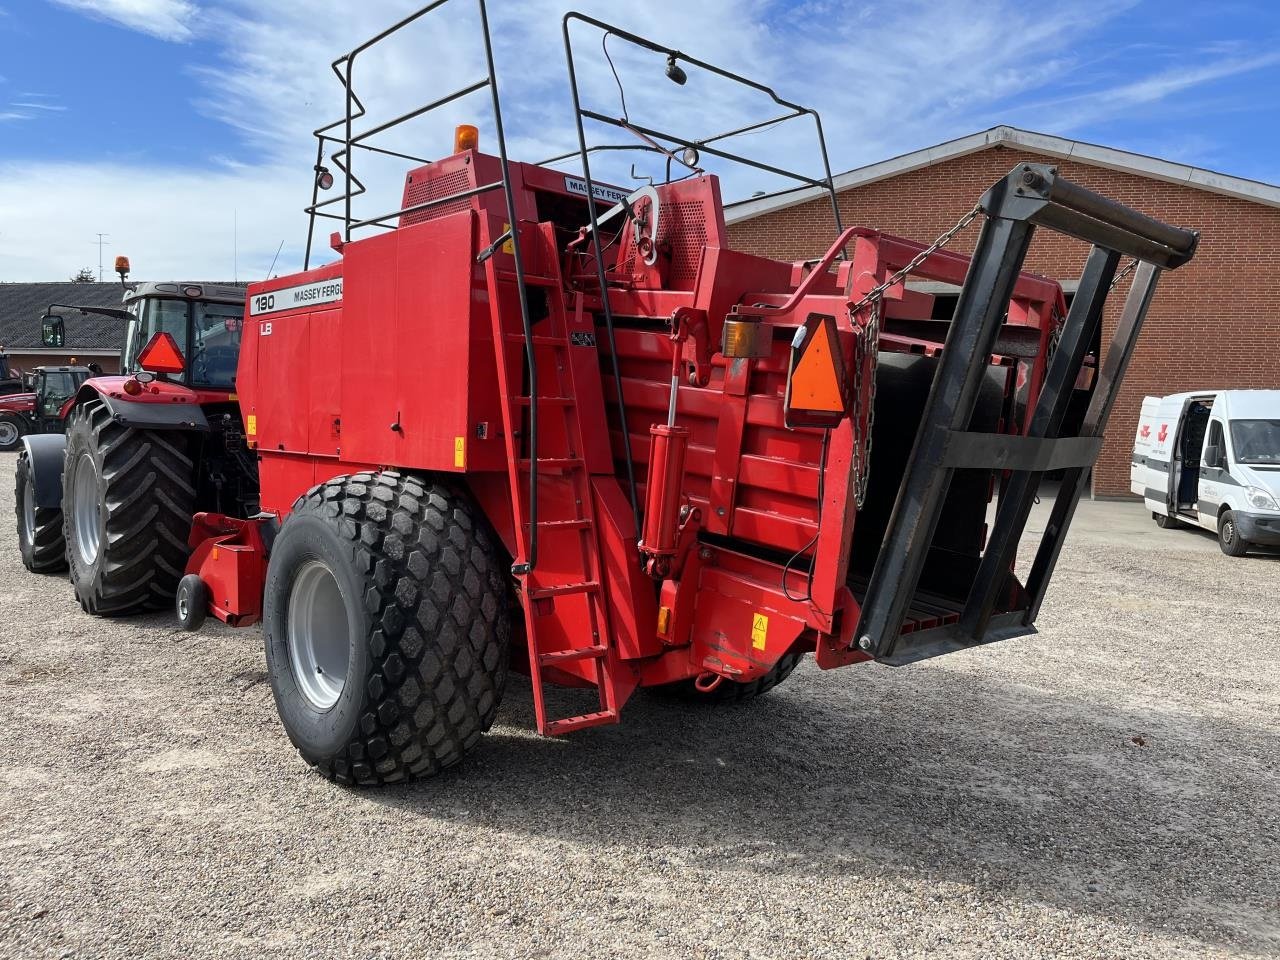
top-left (301, 0), bottom-right (542, 569)
top-left (560, 12), bottom-right (845, 531)
top-left (853, 162), bottom-right (1198, 665)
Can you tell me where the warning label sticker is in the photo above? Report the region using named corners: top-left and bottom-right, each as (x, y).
top-left (751, 613), bottom-right (769, 650)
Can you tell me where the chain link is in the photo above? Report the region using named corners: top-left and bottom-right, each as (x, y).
top-left (847, 203), bottom-right (984, 508)
top-left (1110, 256), bottom-right (1140, 290)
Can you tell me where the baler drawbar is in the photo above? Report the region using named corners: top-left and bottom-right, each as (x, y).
top-left (173, 2), bottom-right (1198, 785)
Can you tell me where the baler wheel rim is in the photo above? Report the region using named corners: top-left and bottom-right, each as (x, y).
top-left (287, 559), bottom-right (353, 711)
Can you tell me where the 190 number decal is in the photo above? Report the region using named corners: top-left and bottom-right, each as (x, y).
top-left (252, 293), bottom-right (275, 313)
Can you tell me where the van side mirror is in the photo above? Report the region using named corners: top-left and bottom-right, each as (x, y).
top-left (41, 313), bottom-right (66, 348)
top-left (1205, 444), bottom-right (1223, 468)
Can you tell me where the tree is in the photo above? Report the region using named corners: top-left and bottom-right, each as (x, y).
top-left (71, 268), bottom-right (96, 283)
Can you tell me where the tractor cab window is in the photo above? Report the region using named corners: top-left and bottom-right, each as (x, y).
top-left (191, 301), bottom-right (244, 389)
top-left (39, 371), bottom-right (82, 416)
top-left (124, 298), bottom-right (189, 376)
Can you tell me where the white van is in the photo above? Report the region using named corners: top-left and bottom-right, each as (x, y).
top-left (1131, 390), bottom-right (1280, 555)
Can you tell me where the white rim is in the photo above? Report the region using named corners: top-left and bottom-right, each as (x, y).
top-left (72, 453), bottom-right (102, 567)
top-left (287, 560), bottom-right (352, 710)
top-left (0, 421), bottom-right (17, 446)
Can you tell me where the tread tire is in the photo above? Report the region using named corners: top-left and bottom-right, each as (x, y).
top-left (654, 649), bottom-right (805, 704)
top-left (264, 472), bottom-right (511, 786)
top-left (1218, 509), bottom-right (1250, 557)
top-left (0, 414), bottom-right (24, 452)
top-left (63, 399), bottom-right (197, 615)
top-left (15, 448), bottom-right (67, 573)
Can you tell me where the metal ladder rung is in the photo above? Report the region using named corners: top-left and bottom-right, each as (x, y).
top-left (545, 710), bottom-right (619, 736)
top-left (505, 334), bottom-right (566, 346)
top-left (538, 644), bottom-right (607, 665)
top-left (535, 518), bottom-right (592, 530)
top-left (527, 580), bottom-right (599, 599)
top-left (514, 396), bottom-right (575, 407)
top-left (519, 456), bottom-right (583, 470)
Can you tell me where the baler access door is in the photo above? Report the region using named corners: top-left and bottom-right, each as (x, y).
top-left (855, 163), bottom-right (1198, 666)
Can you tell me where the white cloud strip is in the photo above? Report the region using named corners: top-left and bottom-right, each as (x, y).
top-left (4, 0), bottom-right (1277, 280)
top-left (49, 0), bottom-right (199, 42)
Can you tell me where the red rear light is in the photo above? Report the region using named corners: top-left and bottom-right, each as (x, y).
top-left (123, 379), bottom-right (143, 396)
top-left (137, 332), bottom-right (186, 375)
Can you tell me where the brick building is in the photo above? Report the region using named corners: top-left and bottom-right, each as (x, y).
top-left (725, 126), bottom-right (1280, 497)
top-left (0, 282), bottom-right (130, 377)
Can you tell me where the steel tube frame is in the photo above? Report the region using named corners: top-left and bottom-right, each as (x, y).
top-left (853, 163), bottom-right (1197, 665)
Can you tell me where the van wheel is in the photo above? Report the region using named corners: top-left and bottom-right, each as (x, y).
top-left (1218, 510), bottom-right (1250, 557)
top-left (1153, 512), bottom-right (1179, 529)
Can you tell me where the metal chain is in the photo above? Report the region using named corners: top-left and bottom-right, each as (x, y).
top-left (1110, 256), bottom-right (1140, 290)
top-left (847, 202), bottom-right (985, 508)
top-left (1047, 256), bottom-right (1141, 367)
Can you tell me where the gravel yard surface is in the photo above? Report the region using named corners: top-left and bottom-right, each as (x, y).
top-left (0, 448), bottom-right (1276, 959)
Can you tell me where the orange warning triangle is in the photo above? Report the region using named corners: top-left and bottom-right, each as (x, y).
top-left (137, 331), bottom-right (186, 374)
top-left (790, 321), bottom-right (844, 412)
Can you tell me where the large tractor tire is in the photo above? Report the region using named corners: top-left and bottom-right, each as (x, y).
top-left (63, 400), bottom-right (197, 615)
top-left (264, 472), bottom-right (511, 786)
top-left (654, 649), bottom-right (805, 704)
top-left (15, 449), bottom-right (67, 573)
top-left (0, 414), bottom-right (24, 452)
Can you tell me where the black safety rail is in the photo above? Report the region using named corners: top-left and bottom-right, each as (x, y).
top-left (298, 0), bottom-right (543, 569)
top-left (855, 162), bottom-right (1198, 666)
top-left (561, 11), bottom-right (845, 529)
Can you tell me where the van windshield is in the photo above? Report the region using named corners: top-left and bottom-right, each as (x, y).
top-left (1230, 419), bottom-right (1280, 465)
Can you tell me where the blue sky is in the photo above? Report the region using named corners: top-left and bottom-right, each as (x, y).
top-left (1, 0), bottom-right (1278, 281)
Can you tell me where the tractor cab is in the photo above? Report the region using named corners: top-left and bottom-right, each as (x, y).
top-left (32, 366), bottom-right (90, 423)
top-left (41, 282), bottom-right (247, 393)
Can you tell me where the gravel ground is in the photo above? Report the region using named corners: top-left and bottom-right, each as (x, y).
top-left (0, 448), bottom-right (1276, 960)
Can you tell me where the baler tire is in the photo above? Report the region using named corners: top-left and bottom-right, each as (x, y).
top-left (0, 414), bottom-right (24, 452)
top-left (656, 649), bottom-right (805, 704)
top-left (63, 400), bottom-right (197, 616)
top-left (263, 472), bottom-right (511, 786)
top-left (15, 449), bottom-right (67, 573)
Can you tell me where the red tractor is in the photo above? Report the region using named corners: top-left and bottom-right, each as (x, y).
top-left (171, 5), bottom-right (1196, 786)
top-left (0, 365), bottom-right (92, 452)
top-left (14, 271), bottom-right (258, 603)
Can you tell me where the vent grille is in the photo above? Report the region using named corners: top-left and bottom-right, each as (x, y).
top-left (618, 199), bottom-right (708, 287)
top-left (401, 168), bottom-right (474, 226)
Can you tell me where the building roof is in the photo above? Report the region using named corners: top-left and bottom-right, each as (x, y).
top-left (0, 282), bottom-right (132, 353)
top-left (0, 281), bottom-right (247, 355)
top-left (724, 125), bottom-right (1280, 224)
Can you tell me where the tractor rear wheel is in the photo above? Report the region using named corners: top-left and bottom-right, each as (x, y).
top-left (263, 472), bottom-right (510, 786)
top-left (655, 649), bottom-right (805, 704)
top-left (0, 414), bottom-right (24, 452)
top-left (63, 400), bottom-right (197, 615)
top-left (15, 449), bottom-right (66, 573)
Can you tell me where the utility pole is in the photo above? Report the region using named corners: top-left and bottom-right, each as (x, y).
top-left (93, 233), bottom-right (110, 281)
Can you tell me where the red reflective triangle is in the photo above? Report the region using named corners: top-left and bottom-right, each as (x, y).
top-left (138, 331), bottom-right (186, 374)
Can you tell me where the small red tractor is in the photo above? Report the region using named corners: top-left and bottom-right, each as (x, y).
top-left (180, 6), bottom-right (1197, 785)
top-left (0, 365), bottom-right (92, 452)
top-left (14, 262), bottom-right (257, 603)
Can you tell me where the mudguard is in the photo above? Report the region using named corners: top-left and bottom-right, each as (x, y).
top-left (20, 433), bottom-right (67, 509)
top-left (96, 393), bottom-right (210, 432)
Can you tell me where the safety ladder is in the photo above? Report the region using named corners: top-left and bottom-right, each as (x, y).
top-left (488, 273), bottom-right (619, 735)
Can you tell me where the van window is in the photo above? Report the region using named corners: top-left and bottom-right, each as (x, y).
top-left (1207, 420), bottom-right (1224, 456)
top-left (1230, 419), bottom-right (1280, 465)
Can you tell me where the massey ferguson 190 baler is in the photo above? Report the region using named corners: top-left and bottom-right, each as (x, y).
top-left (175, 5), bottom-right (1198, 785)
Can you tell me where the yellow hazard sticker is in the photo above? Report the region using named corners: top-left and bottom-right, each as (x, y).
top-left (454, 436), bottom-right (466, 469)
top-left (502, 223), bottom-right (514, 255)
top-left (246, 414), bottom-right (257, 436)
top-left (751, 613), bottom-right (769, 650)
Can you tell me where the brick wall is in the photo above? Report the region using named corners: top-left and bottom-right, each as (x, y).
top-left (725, 145), bottom-right (1280, 496)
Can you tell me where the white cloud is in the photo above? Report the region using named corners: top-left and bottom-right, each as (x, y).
top-left (3, 0), bottom-right (1276, 281)
top-left (50, 0), bottom-right (199, 42)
